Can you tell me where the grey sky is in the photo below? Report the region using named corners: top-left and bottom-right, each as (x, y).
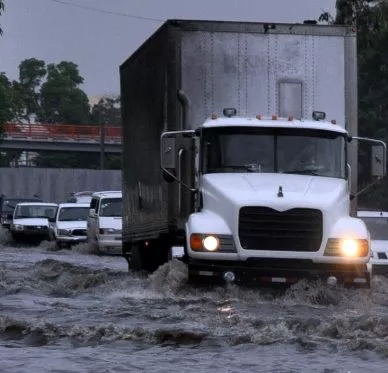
top-left (0, 0), bottom-right (336, 97)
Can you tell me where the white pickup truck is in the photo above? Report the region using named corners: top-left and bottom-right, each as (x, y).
top-left (11, 202), bottom-right (58, 243)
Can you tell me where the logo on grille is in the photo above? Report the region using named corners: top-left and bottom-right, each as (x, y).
top-left (277, 186), bottom-right (284, 198)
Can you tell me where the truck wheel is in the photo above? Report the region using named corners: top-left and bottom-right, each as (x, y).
top-left (130, 244), bottom-right (144, 271)
top-left (340, 273), bottom-right (371, 289)
top-left (130, 241), bottom-right (168, 272)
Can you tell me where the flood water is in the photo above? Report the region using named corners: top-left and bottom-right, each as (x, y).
top-left (1, 228), bottom-right (388, 372)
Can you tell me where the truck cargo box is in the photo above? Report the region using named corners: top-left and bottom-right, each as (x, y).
top-left (120, 19), bottom-right (357, 244)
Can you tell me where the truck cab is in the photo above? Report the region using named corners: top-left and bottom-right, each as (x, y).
top-left (156, 110), bottom-right (386, 287)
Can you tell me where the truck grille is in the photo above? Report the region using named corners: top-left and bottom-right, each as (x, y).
top-left (238, 207), bottom-right (322, 252)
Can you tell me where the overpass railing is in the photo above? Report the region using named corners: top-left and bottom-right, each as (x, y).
top-left (3, 123), bottom-right (122, 143)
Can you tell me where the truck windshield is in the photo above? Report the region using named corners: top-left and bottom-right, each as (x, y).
top-left (359, 217), bottom-right (388, 240)
top-left (202, 127), bottom-right (346, 178)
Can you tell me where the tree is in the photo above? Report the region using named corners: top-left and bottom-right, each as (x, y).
top-left (0, 73), bottom-right (13, 132)
top-left (11, 58), bottom-right (47, 122)
top-left (39, 61), bottom-right (90, 124)
top-left (0, 0), bottom-right (4, 35)
top-left (90, 95), bottom-right (121, 125)
top-left (320, 0), bottom-right (388, 209)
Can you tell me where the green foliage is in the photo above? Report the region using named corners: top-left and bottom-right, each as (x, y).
top-left (0, 73), bottom-right (13, 126)
top-left (0, 57), bottom-right (121, 169)
top-left (90, 95), bottom-right (121, 125)
top-left (0, 0), bottom-right (4, 35)
top-left (320, 0), bottom-right (388, 209)
top-left (40, 62), bottom-right (90, 124)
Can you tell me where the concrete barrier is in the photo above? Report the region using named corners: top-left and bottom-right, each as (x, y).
top-left (0, 168), bottom-right (122, 203)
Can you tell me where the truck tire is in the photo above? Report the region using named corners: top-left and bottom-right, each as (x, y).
top-left (130, 240), bottom-right (169, 272)
top-left (130, 244), bottom-right (144, 271)
top-left (339, 273), bottom-right (371, 289)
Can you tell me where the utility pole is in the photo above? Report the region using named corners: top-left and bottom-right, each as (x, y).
top-left (99, 110), bottom-right (105, 170)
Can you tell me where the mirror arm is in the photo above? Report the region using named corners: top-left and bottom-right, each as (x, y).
top-left (352, 136), bottom-right (387, 148)
top-left (160, 129), bottom-right (198, 193)
top-left (350, 177), bottom-right (384, 200)
top-left (161, 166), bottom-right (198, 193)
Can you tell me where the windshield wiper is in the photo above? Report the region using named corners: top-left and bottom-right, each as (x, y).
top-left (285, 169), bottom-right (320, 176)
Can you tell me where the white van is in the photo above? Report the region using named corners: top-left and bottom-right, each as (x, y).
top-left (87, 191), bottom-right (122, 254)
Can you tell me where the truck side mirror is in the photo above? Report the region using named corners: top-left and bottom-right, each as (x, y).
top-left (161, 135), bottom-right (176, 183)
top-left (371, 144), bottom-right (386, 179)
top-left (161, 136), bottom-right (176, 170)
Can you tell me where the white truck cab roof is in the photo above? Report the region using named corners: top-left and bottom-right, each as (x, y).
top-left (202, 115), bottom-right (347, 134)
top-left (91, 191), bottom-right (122, 198)
top-left (67, 191), bottom-right (94, 204)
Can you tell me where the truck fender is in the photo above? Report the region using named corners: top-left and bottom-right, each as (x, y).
top-left (328, 216), bottom-right (370, 240)
top-left (185, 210), bottom-right (232, 237)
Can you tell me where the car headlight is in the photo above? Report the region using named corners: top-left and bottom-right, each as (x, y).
top-left (324, 238), bottom-right (369, 257)
top-left (190, 234), bottom-right (220, 252)
top-left (13, 224), bottom-right (24, 231)
top-left (58, 229), bottom-right (71, 236)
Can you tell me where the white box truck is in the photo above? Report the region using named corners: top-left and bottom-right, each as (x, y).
top-left (120, 19), bottom-right (386, 288)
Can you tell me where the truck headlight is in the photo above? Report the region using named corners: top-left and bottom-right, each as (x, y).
top-left (203, 236), bottom-right (219, 251)
top-left (341, 239), bottom-right (358, 257)
top-left (190, 234), bottom-right (220, 252)
top-left (324, 238), bottom-right (369, 257)
top-left (13, 224), bottom-right (24, 231)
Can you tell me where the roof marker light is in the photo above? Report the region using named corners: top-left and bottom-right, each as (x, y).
top-left (272, 115), bottom-right (278, 120)
top-left (223, 108), bottom-right (237, 118)
top-left (211, 113), bottom-right (218, 120)
top-left (288, 116), bottom-right (294, 121)
top-left (331, 119), bottom-right (337, 124)
top-left (312, 111), bottom-right (326, 121)
top-left (256, 114), bottom-right (262, 120)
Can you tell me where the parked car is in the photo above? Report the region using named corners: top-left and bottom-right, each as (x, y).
top-left (0, 196), bottom-right (43, 229)
top-left (87, 191), bottom-right (122, 254)
top-left (358, 210), bottom-right (388, 276)
top-left (67, 191), bottom-right (94, 204)
top-left (11, 202), bottom-right (58, 243)
top-left (49, 202), bottom-right (90, 249)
